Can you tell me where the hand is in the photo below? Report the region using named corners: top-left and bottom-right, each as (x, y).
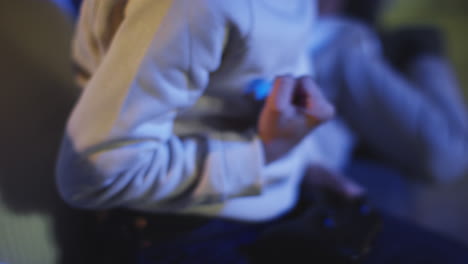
top-left (258, 75), bottom-right (335, 164)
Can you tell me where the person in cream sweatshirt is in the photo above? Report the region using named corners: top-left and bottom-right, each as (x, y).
top-left (56, 0), bottom-right (341, 221)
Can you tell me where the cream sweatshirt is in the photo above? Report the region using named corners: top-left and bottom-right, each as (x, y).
top-left (56, 0), bottom-right (339, 221)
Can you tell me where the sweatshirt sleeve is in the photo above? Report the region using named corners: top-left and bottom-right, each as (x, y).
top-left (56, 0), bottom-right (267, 211)
top-left (339, 27), bottom-right (468, 182)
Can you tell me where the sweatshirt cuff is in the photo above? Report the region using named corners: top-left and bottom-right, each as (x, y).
top-left (206, 135), bottom-right (265, 200)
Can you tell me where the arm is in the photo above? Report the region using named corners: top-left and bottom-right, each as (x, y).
top-left (338, 31), bottom-right (468, 183)
top-left (57, 0), bottom-right (268, 211)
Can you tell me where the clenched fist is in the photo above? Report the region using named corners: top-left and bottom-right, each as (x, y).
top-left (259, 75), bottom-right (335, 164)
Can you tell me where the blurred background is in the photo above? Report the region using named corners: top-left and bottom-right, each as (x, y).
top-left (0, 0), bottom-right (466, 263)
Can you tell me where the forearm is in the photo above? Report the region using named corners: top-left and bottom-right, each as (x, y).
top-left (56, 131), bottom-right (267, 210)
